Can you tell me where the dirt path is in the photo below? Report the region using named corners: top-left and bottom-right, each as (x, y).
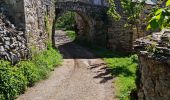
top-left (17, 30), bottom-right (114, 100)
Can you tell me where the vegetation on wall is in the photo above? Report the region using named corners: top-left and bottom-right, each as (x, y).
top-left (0, 46), bottom-right (62, 100)
top-left (108, 0), bottom-right (121, 20)
top-left (108, 0), bottom-right (144, 26)
top-left (56, 11), bottom-right (76, 30)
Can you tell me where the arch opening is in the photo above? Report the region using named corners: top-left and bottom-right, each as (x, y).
top-left (52, 9), bottom-right (94, 47)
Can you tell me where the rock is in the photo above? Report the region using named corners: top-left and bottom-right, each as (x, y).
top-left (0, 46), bottom-right (5, 52)
top-left (0, 8), bottom-right (28, 62)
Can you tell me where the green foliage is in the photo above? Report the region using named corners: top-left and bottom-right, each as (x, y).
top-left (56, 11), bottom-right (76, 30)
top-left (0, 47), bottom-right (62, 100)
top-left (0, 61), bottom-right (27, 100)
top-left (65, 30), bottom-right (76, 41)
top-left (108, 0), bottom-right (144, 27)
top-left (145, 41), bottom-right (158, 53)
top-left (121, 0), bottom-right (145, 27)
top-left (147, 0), bottom-right (170, 30)
top-left (166, 0), bottom-right (170, 7)
top-left (108, 0), bottom-right (121, 20)
top-left (17, 61), bottom-right (39, 86)
top-left (45, 14), bottom-right (52, 39)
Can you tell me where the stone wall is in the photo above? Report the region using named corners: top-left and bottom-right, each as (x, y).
top-left (134, 30), bottom-right (170, 100)
top-left (0, 3), bottom-right (28, 63)
top-left (0, 0), bottom-right (55, 62)
top-left (75, 12), bottom-right (108, 47)
top-left (24, 0), bottom-right (55, 51)
top-left (56, 0), bottom-right (108, 6)
top-left (138, 53), bottom-right (170, 100)
top-left (2, 0), bottom-right (25, 28)
top-left (106, 2), bottom-right (153, 52)
top-left (56, 1), bottom-right (108, 46)
top-left (107, 17), bottom-right (133, 52)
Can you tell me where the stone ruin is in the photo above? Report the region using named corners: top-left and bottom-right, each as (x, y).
top-left (134, 30), bottom-right (170, 100)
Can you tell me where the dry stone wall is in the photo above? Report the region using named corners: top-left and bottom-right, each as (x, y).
top-left (107, 17), bottom-right (134, 52)
top-left (0, 4), bottom-right (28, 63)
top-left (134, 30), bottom-right (170, 100)
top-left (24, 0), bottom-right (55, 50)
top-left (0, 0), bottom-right (55, 62)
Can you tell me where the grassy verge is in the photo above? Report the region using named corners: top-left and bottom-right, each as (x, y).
top-left (79, 43), bottom-right (138, 100)
top-left (65, 30), bottom-right (76, 41)
top-left (0, 47), bottom-right (62, 100)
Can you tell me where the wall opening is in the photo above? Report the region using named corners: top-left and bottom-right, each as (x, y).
top-left (53, 10), bottom-right (92, 45)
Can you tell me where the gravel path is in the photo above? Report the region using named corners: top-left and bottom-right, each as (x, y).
top-left (17, 30), bottom-right (114, 100)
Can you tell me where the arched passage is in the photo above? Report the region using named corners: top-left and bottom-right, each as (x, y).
top-left (57, 11), bottom-right (94, 40)
top-left (52, 1), bottom-right (108, 47)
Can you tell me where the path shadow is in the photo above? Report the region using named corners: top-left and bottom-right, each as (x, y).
top-left (88, 62), bottom-right (113, 83)
top-left (57, 42), bottom-right (97, 59)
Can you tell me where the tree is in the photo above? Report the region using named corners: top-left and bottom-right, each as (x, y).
top-left (147, 0), bottom-right (170, 30)
top-left (108, 0), bottom-right (145, 37)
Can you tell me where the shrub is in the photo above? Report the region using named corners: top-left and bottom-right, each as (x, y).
top-left (56, 11), bottom-right (76, 30)
top-left (66, 30), bottom-right (76, 41)
top-left (0, 61), bottom-right (27, 100)
top-left (0, 47), bottom-right (62, 100)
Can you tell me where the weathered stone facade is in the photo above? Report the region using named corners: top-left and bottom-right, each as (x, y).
top-left (0, 7), bottom-right (28, 63)
top-left (107, 17), bottom-right (134, 52)
top-left (0, 0), bottom-right (55, 62)
top-left (134, 30), bottom-right (170, 100)
top-left (24, 0), bottom-right (55, 50)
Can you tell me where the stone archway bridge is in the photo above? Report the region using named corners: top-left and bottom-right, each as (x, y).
top-left (53, 1), bottom-right (109, 46)
top-left (55, 1), bottom-right (108, 17)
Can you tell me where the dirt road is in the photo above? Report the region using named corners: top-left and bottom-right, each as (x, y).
top-left (17, 30), bottom-right (114, 100)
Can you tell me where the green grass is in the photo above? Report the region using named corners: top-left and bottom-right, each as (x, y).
top-left (66, 30), bottom-right (76, 41)
top-left (105, 55), bottom-right (137, 100)
top-left (0, 47), bottom-right (62, 100)
top-left (79, 43), bottom-right (138, 100)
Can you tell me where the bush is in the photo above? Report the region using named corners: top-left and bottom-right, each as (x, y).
top-left (0, 61), bottom-right (27, 100)
top-left (66, 30), bottom-right (76, 41)
top-left (0, 48), bottom-right (62, 100)
top-left (56, 11), bottom-right (75, 30)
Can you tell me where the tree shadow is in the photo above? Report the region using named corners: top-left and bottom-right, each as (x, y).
top-left (110, 65), bottom-right (134, 77)
top-left (91, 63), bottom-right (134, 83)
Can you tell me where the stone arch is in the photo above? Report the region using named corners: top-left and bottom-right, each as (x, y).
top-left (52, 1), bottom-right (108, 47)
